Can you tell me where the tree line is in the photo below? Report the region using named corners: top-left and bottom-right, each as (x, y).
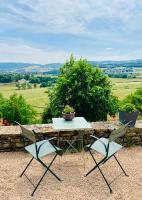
top-left (0, 73), bottom-right (57, 87)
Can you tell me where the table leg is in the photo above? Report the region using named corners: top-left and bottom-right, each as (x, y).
top-left (57, 131), bottom-right (62, 170)
top-left (78, 131), bottom-right (86, 170)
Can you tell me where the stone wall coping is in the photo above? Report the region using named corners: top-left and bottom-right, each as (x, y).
top-left (0, 121), bottom-right (142, 136)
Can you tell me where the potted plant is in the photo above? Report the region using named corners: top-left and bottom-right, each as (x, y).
top-left (62, 105), bottom-right (75, 121)
top-left (119, 103), bottom-right (139, 127)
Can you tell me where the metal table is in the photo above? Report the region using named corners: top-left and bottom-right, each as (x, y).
top-left (52, 117), bottom-right (92, 168)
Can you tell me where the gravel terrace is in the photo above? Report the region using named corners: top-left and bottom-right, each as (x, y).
top-left (0, 147), bottom-right (142, 200)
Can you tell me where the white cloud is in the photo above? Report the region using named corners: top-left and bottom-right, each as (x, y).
top-left (0, 39), bottom-right (70, 63)
top-left (0, 38), bottom-right (141, 63)
top-left (0, 0), bottom-right (141, 62)
top-left (0, 0), bottom-right (142, 35)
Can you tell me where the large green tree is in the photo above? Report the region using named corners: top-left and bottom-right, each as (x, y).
top-left (42, 55), bottom-right (118, 122)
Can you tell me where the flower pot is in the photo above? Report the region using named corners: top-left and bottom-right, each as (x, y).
top-left (62, 112), bottom-right (75, 121)
top-left (3, 119), bottom-right (11, 126)
top-left (119, 111), bottom-right (139, 127)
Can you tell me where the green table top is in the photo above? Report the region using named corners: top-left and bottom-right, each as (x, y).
top-left (52, 117), bottom-right (92, 131)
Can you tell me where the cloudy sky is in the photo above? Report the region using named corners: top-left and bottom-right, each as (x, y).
top-left (0, 0), bottom-right (142, 64)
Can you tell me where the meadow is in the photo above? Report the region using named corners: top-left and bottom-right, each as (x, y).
top-left (0, 83), bottom-right (49, 117)
top-left (111, 78), bottom-right (142, 99)
top-left (0, 78), bottom-right (142, 117)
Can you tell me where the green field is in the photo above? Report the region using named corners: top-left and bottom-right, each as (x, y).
top-left (111, 78), bottom-right (142, 99)
top-left (0, 78), bottom-right (142, 118)
top-left (0, 83), bottom-right (49, 116)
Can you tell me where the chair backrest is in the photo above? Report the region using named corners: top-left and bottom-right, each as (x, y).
top-left (20, 125), bottom-right (36, 143)
top-left (109, 123), bottom-right (128, 142)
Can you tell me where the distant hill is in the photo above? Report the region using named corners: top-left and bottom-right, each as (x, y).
top-left (0, 60), bottom-right (142, 73)
top-left (0, 62), bottom-right (62, 73)
top-left (88, 59), bottom-right (142, 68)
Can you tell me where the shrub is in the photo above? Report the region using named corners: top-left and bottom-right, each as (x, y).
top-left (42, 55), bottom-right (118, 122)
top-left (122, 88), bottom-right (142, 113)
top-left (119, 103), bottom-right (136, 112)
top-left (1, 93), bottom-right (36, 124)
top-left (109, 96), bottom-right (119, 116)
top-left (42, 105), bottom-right (52, 123)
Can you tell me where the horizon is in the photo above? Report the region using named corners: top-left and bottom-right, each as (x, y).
top-left (0, 58), bottom-right (142, 65)
top-left (0, 0), bottom-right (142, 64)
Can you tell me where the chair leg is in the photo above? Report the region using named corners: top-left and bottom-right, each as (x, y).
top-left (31, 167), bottom-right (49, 196)
top-left (113, 154), bottom-right (128, 177)
top-left (85, 150), bottom-right (106, 177)
top-left (85, 150), bottom-right (112, 193)
top-left (20, 157), bottom-right (34, 177)
top-left (31, 154), bottom-right (62, 196)
top-left (38, 154), bottom-right (62, 181)
top-left (84, 158), bottom-right (105, 177)
top-left (21, 153), bottom-right (61, 196)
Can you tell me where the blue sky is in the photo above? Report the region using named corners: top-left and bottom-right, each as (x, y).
top-left (0, 0), bottom-right (142, 64)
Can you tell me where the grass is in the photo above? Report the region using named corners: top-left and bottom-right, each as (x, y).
top-left (0, 83), bottom-right (49, 117)
top-left (111, 78), bottom-right (142, 99)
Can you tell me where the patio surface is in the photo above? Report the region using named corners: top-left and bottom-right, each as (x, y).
top-left (0, 147), bottom-right (142, 200)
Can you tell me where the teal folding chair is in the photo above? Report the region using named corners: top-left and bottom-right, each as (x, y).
top-left (84, 123), bottom-right (129, 193)
top-left (15, 122), bottom-right (63, 196)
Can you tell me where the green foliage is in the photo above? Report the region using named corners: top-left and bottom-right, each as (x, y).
top-left (16, 82), bottom-right (21, 90)
top-left (42, 105), bottom-right (52, 123)
top-left (42, 55), bottom-right (118, 122)
top-left (21, 82), bottom-right (27, 89)
top-left (109, 96), bottom-right (119, 116)
top-left (0, 73), bottom-right (30, 83)
top-left (122, 88), bottom-right (142, 113)
top-left (63, 105), bottom-right (74, 114)
top-left (119, 103), bottom-right (136, 112)
top-left (0, 94), bottom-right (5, 118)
top-left (0, 93), bottom-right (36, 124)
top-left (16, 81), bottom-right (33, 90)
top-left (40, 82), bottom-right (48, 87)
top-left (27, 83), bottom-right (32, 89)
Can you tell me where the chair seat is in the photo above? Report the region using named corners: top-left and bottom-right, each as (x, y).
top-left (89, 138), bottom-right (122, 158)
top-left (25, 140), bottom-right (61, 159)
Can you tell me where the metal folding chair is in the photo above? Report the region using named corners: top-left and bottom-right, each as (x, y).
top-left (15, 122), bottom-right (63, 196)
top-left (84, 122), bottom-right (129, 193)
top-left (64, 135), bottom-right (79, 153)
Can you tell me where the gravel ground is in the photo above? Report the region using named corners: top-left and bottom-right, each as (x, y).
top-left (0, 147), bottom-right (142, 200)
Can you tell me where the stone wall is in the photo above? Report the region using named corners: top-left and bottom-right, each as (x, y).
top-left (0, 121), bottom-right (141, 151)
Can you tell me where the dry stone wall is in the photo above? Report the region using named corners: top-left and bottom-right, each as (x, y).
top-left (0, 121), bottom-right (141, 151)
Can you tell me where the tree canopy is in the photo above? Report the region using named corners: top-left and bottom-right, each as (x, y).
top-left (42, 55), bottom-right (118, 122)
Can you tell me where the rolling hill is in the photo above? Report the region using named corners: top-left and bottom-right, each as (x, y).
top-left (0, 60), bottom-right (142, 73)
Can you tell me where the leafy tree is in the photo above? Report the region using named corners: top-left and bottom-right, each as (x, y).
top-left (42, 55), bottom-right (118, 122)
top-left (21, 82), bottom-right (27, 89)
top-left (16, 82), bottom-right (21, 90)
top-left (1, 93), bottom-right (36, 124)
top-left (27, 83), bottom-right (32, 89)
top-left (40, 82), bottom-right (48, 87)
